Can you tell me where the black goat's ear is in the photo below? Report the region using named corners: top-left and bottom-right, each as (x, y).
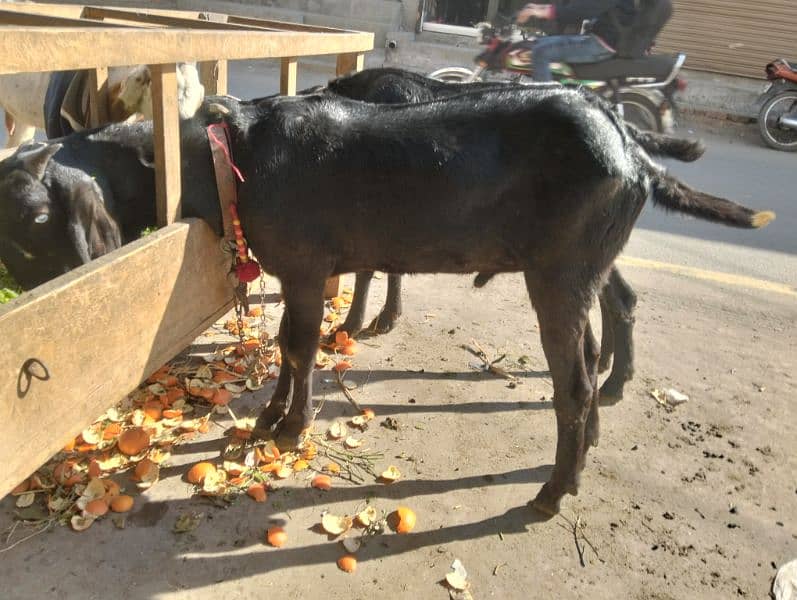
top-left (65, 178), bottom-right (122, 264)
top-left (18, 143), bottom-right (63, 181)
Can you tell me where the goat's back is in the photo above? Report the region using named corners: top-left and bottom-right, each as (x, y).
top-left (228, 88), bottom-right (646, 278)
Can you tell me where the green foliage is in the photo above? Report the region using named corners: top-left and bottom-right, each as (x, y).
top-left (0, 261), bottom-right (21, 304)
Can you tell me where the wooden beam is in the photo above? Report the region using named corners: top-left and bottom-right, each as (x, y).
top-left (0, 9), bottom-right (127, 28)
top-left (80, 6), bottom-right (260, 31)
top-left (0, 146), bottom-right (18, 161)
top-left (150, 63), bottom-right (181, 226)
top-left (336, 52), bottom-right (366, 77)
top-left (0, 219), bottom-right (233, 500)
top-left (0, 28), bottom-right (374, 75)
top-left (227, 14), bottom-right (348, 33)
top-left (324, 52), bottom-right (366, 298)
top-left (0, 3), bottom-right (85, 19)
top-left (87, 67), bottom-right (109, 128)
top-left (280, 57), bottom-right (298, 96)
top-left (199, 60), bottom-right (228, 96)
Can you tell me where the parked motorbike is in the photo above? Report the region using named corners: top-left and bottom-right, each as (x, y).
top-left (429, 20), bottom-right (686, 133)
top-left (757, 58), bottom-right (797, 152)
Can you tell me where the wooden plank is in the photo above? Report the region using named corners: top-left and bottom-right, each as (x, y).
top-left (80, 6), bottom-right (260, 31)
top-left (87, 66), bottom-right (109, 128)
top-left (150, 63), bottom-right (181, 226)
top-left (0, 9), bottom-right (128, 28)
top-left (323, 52), bottom-right (366, 299)
top-left (227, 14), bottom-right (348, 33)
top-left (0, 3), bottom-right (86, 19)
top-left (280, 57), bottom-right (298, 96)
top-left (0, 219), bottom-right (233, 500)
top-left (0, 28), bottom-right (374, 75)
top-left (336, 52), bottom-right (366, 77)
top-left (323, 277), bottom-right (344, 299)
top-left (199, 60), bottom-right (228, 96)
top-left (0, 146), bottom-right (18, 161)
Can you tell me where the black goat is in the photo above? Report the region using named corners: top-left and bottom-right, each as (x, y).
top-left (0, 87), bottom-right (772, 516)
top-left (212, 87), bottom-right (770, 515)
top-left (322, 67), bottom-right (706, 401)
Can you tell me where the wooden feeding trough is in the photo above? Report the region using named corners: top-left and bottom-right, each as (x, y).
top-left (0, 3), bottom-right (373, 499)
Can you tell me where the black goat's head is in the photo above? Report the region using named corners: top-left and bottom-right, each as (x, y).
top-left (0, 143), bottom-right (121, 290)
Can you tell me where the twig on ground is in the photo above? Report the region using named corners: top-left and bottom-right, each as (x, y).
top-left (461, 340), bottom-right (519, 382)
top-left (336, 369), bottom-right (363, 413)
top-left (0, 520), bottom-right (53, 554)
top-left (558, 514), bottom-right (601, 567)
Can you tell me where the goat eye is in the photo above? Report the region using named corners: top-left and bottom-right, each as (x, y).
top-left (33, 214), bottom-right (49, 224)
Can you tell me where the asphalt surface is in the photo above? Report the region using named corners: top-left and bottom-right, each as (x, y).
top-left (3, 59), bottom-right (794, 287)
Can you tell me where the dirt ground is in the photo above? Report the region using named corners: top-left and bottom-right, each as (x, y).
top-left (1, 264), bottom-right (795, 599)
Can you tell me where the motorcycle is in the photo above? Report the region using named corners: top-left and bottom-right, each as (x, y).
top-left (428, 20), bottom-right (687, 133)
top-left (757, 58), bottom-right (797, 152)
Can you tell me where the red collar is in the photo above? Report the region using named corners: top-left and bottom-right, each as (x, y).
top-left (207, 122), bottom-right (260, 283)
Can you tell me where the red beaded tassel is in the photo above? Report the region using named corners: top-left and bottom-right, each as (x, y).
top-left (229, 203), bottom-right (261, 283)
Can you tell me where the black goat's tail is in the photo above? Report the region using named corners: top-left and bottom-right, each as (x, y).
top-left (626, 127), bottom-right (705, 162)
top-left (650, 171), bottom-right (775, 229)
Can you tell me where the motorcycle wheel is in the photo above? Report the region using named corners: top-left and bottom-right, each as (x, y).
top-left (427, 67), bottom-right (480, 83)
top-left (758, 91), bottom-right (797, 152)
top-left (616, 91), bottom-right (663, 133)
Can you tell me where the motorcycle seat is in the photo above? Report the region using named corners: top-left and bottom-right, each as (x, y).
top-left (570, 54), bottom-right (680, 84)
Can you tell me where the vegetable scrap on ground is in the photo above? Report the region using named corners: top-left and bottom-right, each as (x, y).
top-left (3, 286), bottom-right (416, 573)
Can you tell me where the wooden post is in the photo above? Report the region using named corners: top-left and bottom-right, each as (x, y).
top-left (280, 56), bottom-right (298, 96)
top-left (324, 52), bottom-right (366, 298)
top-left (87, 66), bottom-right (109, 127)
top-left (336, 52), bottom-right (365, 77)
top-left (198, 59), bottom-right (227, 96)
top-left (150, 63), bottom-right (181, 226)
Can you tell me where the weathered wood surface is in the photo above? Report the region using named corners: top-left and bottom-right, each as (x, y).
top-left (0, 3), bottom-right (373, 498)
top-left (87, 66), bottom-right (109, 128)
top-left (198, 59), bottom-right (228, 96)
top-left (280, 57), bottom-right (298, 96)
top-left (0, 8), bottom-right (127, 28)
top-left (0, 27), bottom-right (373, 75)
top-left (150, 63), bottom-right (182, 226)
top-left (322, 51), bottom-right (366, 298)
top-left (0, 220), bottom-right (233, 499)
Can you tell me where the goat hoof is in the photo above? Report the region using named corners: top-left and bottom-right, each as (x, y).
top-left (368, 313), bottom-right (398, 335)
top-left (273, 418), bottom-right (309, 452)
top-left (273, 430), bottom-right (302, 452)
top-left (598, 382), bottom-right (624, 406)
top-left (529, 484), bottom-right (562, 518)
top-left (255, 405), bottom-right (286, 432)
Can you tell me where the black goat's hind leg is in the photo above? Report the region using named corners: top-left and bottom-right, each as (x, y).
top-left (525, 272), bottom-right (594, 517)
top-left (599, 267), bottom-right (637, 404)
top-left (369, 274), bottom-right (403, 334)
top-left (598, 290), bottom-right (614, 373)
top-left (272, 276), bottom-right (326, 451)
top-left (337, 271), bottom-right (374, 337)
top-left (254, 312), bottom-right (292, 435)
top-left (583, 321), bottom-right (601, 449)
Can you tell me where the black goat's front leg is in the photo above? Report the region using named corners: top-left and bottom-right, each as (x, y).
top-left (368, 274), bottom-right (403, 334)
top-left (254, 312), bottom-right (292, 435)
top-left (271, 276), bottom-right (326, 451)
top-left (337, 271), bottom-right (375, 337)
top-left (525, 271), bottom-right (595, 517)
top-left (599, 267), bottom-right (637, 404)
